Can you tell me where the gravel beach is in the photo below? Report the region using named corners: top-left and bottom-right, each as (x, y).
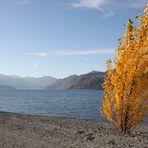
top-left (0, 111), bottom-right (147, 148)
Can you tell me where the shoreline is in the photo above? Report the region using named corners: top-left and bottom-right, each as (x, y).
top-left (0, 111), bottom-right (147, 148)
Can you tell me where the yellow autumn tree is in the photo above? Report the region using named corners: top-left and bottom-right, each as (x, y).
top-left (100, 3), bottom-right (148, 134)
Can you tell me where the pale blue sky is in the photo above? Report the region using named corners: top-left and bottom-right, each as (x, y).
top-left (0, 0), bottom-right (146, 78)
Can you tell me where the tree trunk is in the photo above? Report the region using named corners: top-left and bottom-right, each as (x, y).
top-left (121, 111), bottom-right (128, 134)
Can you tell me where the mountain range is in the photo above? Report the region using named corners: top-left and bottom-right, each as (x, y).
top-left (46, 71), bottom-right (105, 90)
top-left (0, 71), bottom-right (106, 90)
top-left (0, 74), bottom-right (57, 90)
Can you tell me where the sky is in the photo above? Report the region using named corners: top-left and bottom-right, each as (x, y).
top-left (0, 0), bottom-right (147, 78)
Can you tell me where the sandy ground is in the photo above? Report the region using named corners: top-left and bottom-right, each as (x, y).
top-left (0, 111), bottom-right (147, 148)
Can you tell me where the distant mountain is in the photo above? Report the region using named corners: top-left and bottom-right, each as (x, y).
top-left (46, 75), bottom-right (79, 90)
top-left (0, 72), bottom-right (105, 90)
top-left (0, 74), bottom-right (36, 90)
top-left (24, 76), bottom-right (57, 88)
top-left (0, 85), bottom-right (16, 90)
top-left (70, 71), bottom-right (105, 90)
top-left (47, 71), bottom-right (106, 90)
top-left (0, 74), bottom-right (57, 90)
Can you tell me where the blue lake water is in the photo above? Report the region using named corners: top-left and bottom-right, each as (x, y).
top-left (0, 89), bottom-right (147, 124)
top-left (0, 89), bottom-right (104, 121)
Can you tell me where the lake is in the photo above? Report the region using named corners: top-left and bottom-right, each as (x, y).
top-left (0, 89), bottom-right (147, 124)
top-left (0, 89), bottom-right (104, 121)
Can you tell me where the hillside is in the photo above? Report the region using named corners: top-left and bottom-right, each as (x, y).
top-left (70, 71), bottom-right (105, 90)
top-left (46, 75), bottom-right (79, 90)
top-left (0, 74), bottom-right (57, 90)
top-left (47, 71), bottom-right (105, 90)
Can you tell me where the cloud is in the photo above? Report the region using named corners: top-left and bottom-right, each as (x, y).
top-left (17, 0), bottom-right (31, 5)
top-left (28, 49), bottom-right (114, 57)
top-left (51, 49), bottom-right (114, 56)
top-left (68, 0), bottom-right (106, 10)
top-left (66, 0), bottom-right (146, 17)
top-left (28, 52), bottom-right (48, 57)
top-left (68, 0), bottom-right (146, 9)
top-left (65, 0), bottom-right (113, 17)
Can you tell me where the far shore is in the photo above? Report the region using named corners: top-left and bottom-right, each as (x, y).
top-left (0, 111), bottom-right (147, 148)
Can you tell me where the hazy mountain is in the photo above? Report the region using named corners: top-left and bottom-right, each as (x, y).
top-left (46, 75), bottom-right (80, 90)
top-left (24, 76), bottom-right (57, 88)
top-left (0, 72), bottom-right (105, 90)
top-left (0, 74), bottom-right (36, 90)
top-left (47, 71), bottom-right (106, 90)
top-left (0, 74), bottom-right (57, 90)
top-left (0, 85), bottom-right (16, 90)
